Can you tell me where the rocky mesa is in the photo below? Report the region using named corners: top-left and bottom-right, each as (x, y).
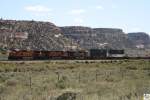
top-left (0, 19), bottom-right (150, 51)
top-left (0, 19), bottom-right (78, 51)
top-left (61, 26), bottom-right (137, 49)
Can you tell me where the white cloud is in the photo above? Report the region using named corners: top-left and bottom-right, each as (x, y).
top-left (111, 4), bottom-right (117, 9)
top-left (70, 9), bottom-right (86, 15)
top-left (96, 5), bottom-right (104, 10)
top-left (24, 5), bottom-right (52, 13)
top-left (74, 18), bottom-right (84, 23)
top-left (24, 5), bottom-right (53, 21)
top-left (131, 27), bottom-right (141, 32)
top-left (69, 9), bottom-right (86, 25)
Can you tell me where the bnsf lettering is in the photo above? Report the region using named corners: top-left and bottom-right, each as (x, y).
top-left (12, 51), bottom-right (33, 57)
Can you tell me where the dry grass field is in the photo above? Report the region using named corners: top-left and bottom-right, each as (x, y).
top-left (0, 60), bottom-right (150, 100)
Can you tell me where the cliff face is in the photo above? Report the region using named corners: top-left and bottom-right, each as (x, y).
top-left (127, 32), bottom-right (150, 48)
top-left (60, 26), bottom-right (94, 49)
top-left (61, 26), bottom-right (133, 49)
top-left (0, 20), bottom-right (77, 50)
top-left (0, 19), bottom-right (150, 51)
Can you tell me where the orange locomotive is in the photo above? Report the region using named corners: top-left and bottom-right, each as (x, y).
top-left (8, 50), bottom-right (87, 60)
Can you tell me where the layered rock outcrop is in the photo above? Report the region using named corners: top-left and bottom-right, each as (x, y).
top-left (0, 19), bottom-right (150, 51)
top-left (127, 32), bottom-right (150, 48)
top-left (0, 20), bottom-right (78, 50)
top-left (60, 26), bottom-right (133, 49)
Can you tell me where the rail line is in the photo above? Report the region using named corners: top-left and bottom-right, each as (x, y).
top-left (0, 57), bottom-right (149, 64)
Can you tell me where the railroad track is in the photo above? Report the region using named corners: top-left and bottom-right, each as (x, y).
top-left (0, 58), bottom-right (149, 64)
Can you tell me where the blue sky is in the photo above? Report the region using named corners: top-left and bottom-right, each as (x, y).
top-left (0, 0), bottom-right (150, 34)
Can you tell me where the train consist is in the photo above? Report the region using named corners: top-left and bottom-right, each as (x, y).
top-left (8, 49), bottom-right (126, 60)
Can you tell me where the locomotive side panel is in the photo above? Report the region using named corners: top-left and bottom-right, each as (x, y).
top-left (67, 51), bottom-right (87, 59)
top-left (46, 51), bottom-right (67, 59)
top-left (8, 50), bottom-right (34, 60)
top-left (75, 51), bottom-right (87, 59)
top-left (67, 51), bottom-right (76, 59)
top-left (33, 51), bottom-right (48, 60)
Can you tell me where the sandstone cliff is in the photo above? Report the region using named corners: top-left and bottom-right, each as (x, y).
top-left (0, 19), bottom-right (150, 51)
top-left (0, 20), bottom-right (78, 51)
top-left (60, 26), bottom-right (133, 49)
top-left (127, 32), bottom-right (150, 48)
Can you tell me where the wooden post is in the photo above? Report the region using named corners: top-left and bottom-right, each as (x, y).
top-left (29, 72), bottom-right (32, 100)
top-left (95, 70), bottom-right (99, 82)
top-left (55, 71), bottom-right (60, 81)
top-left (96, 72), bottom-right (98, 82)
top-left (78, 73), bottom-right (81, 83)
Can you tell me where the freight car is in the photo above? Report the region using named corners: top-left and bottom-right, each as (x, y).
top-left (108, 49), bottom-right (125, 58)
top-left (89, 49), bottom-right (125, 59)
top-left (90, 49), bottom-right (107, 59)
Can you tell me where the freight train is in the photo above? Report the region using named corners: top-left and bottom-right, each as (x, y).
top-left (8, 49), bottom-right (126, 60)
